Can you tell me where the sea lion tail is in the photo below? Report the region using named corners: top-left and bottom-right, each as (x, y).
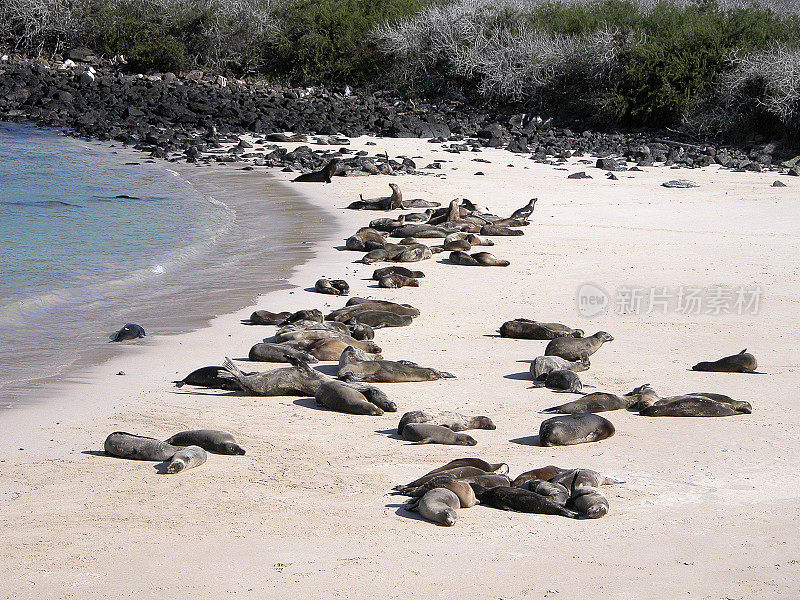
top-left (740, 348), bottom-right (747, 354)
top-left (286, 355), bottom-right (314, 374)
top-left (222, 357), bottom-right (246, 380)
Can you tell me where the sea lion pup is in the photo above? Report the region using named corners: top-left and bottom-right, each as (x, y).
top-left (379, 274), bottom-right (420, 288)
top-left (346, 311), bottom-right (413, 328)
top-left (371, 266), bottom-right (424, 280)
top-left (421, 458), bottom-right (509, 476)
top-left (541, 392), bottom-right (634, 414)
top-left (174, 366), bottom-right (243, 390)
top-left (401, 423), bottom-right (477, 446)
top-left (314, 278), bottom-right (350, 296)
top-left (639, 397), bottom-right (744, 417)
top-left (165, 430), bottom-right (246, 455)
top-left (345, 227), bottom-right (386, 251)
top-left (110, 323), bottom-right (146, 342)
top-left (542, 369), bottom-right (583, 393)
top-left (248, 310), bottom-right (292, 325)
top-left (315, 380), bottom-right (384, 415)
top-left (545, 331), bottom-right (614, 361)
top-left (691, 349), bottom-right (762, 373)
top-left (550, 468), bottom-right (625, 489)
top-left (511, 466), bottom-right (567, 487)
top-left (166, 446), bottom-right (207, 474)
top-left (517, 479), bottom-right (570, 505)
top-left (539, 414), bottom-right (615, 446)
top-left (339, 347), bottom-right (455, 382)
top-left (347, 183), bottom-right (403, 210)
top-left (222, 356), bottom-right (330, 396)
top-left (292, 158), bottom-right (340, 183)
top-left (509, 198), bottom-right (537, 220)
top-left (568, 486), bottom-right (609, 518)
top-left (473, 485), bottom-right (578, 518)
top-left (530, 356), bottom-right (590, 381)
top-left (407, 488), bottom-right (461, 526)
top-left (104, 432), bottom-right (177, 461)
top-left (480, 224), bottom-right (524, 236)
top-left (402, 476), bottom-right (478, 507)
top-left (397, 411), bottom-right (496, 435)
top-left (500, 319), bottom-right (584, 340)
top-left (248, 342), bottom-right (319, 364)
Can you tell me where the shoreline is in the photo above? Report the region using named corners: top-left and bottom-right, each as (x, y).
top-left (1, 135), bottom-right (798, 599)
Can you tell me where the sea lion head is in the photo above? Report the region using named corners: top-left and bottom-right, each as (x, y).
top-left (595, 331), bottom-right (614, 343)
top-left (472, 416), bottom-right (496, 430)
top-left (223, 442), bottom-right (246, 455)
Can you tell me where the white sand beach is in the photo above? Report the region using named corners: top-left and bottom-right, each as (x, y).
top-left (1, 136), bottom-right (798, 599)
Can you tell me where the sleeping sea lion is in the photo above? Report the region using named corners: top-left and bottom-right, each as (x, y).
top-left (407, 488), bottom-right (461, 525)
top-left (248, 342), bottom-right (319, 364)
top-left (401, 423), bottom-right (477, 446)
top-left (339, 348), bottom-right (454, 382)
top-left (473, 485), bottom-right (578, 517)
top-left (517, 479), bottom-right (570, 505)
top-left (511, 466), bottom-right (567, 487)
top-left (539, 414), bottom-right (615, 446)
top-left (314, 278), bottom-right (349, 296)
top-left (104, 432), bottom-right (177, 461)
top-left (315, 381), bottom-right (384, 415)
top-left (166, 446), bottom-right (207, 474)
top-left (691, 349), bottom-right (762, 373)
top-left (542, 369), bottom-right (583, 393)
top-left (371, 266), bottom-right (424, 280)
top-left (401, 475), bottom-right (478, 507)
top-left (379, 274), bottom-right (419, 288)
top-left (530, 355), bottom-right (590, 380)
top-left (174, 366), bottom-right (244, 390)
top-left (541, 392), bottom-right (634, 414)
top-left (397, 411), bottom-right (495, 434)
top-left (500, 319), bottom-right (584, 340)
top-left (165, 430), bottom-right (246, 454)
top-left (248, 310), bottom-right (292, 325)
top-left (345, 227), bottom-right (386, 251)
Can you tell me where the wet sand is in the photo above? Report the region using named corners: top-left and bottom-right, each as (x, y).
top-left (1, 136), bottom-right (798, 599)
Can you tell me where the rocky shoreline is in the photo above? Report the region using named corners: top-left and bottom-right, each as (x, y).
top-left (1, 56), bottom-right (799, 176)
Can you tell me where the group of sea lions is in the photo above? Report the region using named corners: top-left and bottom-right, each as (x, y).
top-left (103, 430), bottom-right (245, 473)
top-left (391, 458), bottom-right (621, 525)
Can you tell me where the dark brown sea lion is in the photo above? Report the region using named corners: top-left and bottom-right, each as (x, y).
top-left (174, 366), bottom-right (244, 390)
top-left (480, 224), bottom-right (524, 236)
top-left (541, 391), bottom-right (634, 413)
top-left (248, 310), bottom-right (292, 325)
top-left (314, 278), bottom-right (350, 296)
top-left (104, 432), bottom-right (177, 461)
top-left (509, 198), bottom-right (537, 220)
top-left (165, 430), bottom-right (246, 455)
top-left (248, 342), bottom-right (319, 364)
top-left (448, 251), bottom-right (509, 266)
top-left (542, 369), bottom-right (583, 393)
top-left (500, 319), bottom-right (584, 340)
top-left (401, 423), bottom-right (477, 445)
top-left (165, 446), bottom-right (207, 474)
top-left (339, 349), bottom-right (454, 383)
top-left (395, 466), bottom-right (493, 491)
top-left (530, 356), bottom-right (590, 380)
top-left (407, 488), bottom-right (461, 525)
top-left (692, 349), bottom-right (762, 373)
top-left (545, 331), bottom-right (614, 361)
top-left (379, 274), bottom-right (420, 288)
top-left (110, 323), bottom-right (146, 342)
top-left (292, 158), bottom-right (340, 183)
top-left (397, 411), bottom-right (496, 434)
top-left (539, 414), bottom-right (615, 446)
top-left (222, 356), bottom-right (330, 396)
top-left (346, 311), bottom-right (414, 328)
top-left (281, 309), bottom-right (323, 324)
top-left (347, 183), bottom-right (403, 210)
top-left (315, 380), bottom-right (384, 415)
top-left (625, 386), bottom-right (751, 414)
top-left (473, 485), bottom-right (578, 517)
top-left (345, 227), bottom-right (386, 251)
top-left (511, 466), bottom-right (567, 487)
top-left (640, 397), bottom-right (743, 417)
top-left (371, 266), bottom-right (424, 280)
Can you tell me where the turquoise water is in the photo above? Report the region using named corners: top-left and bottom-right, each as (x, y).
top-left (0, 122), bottom-right (327, 406)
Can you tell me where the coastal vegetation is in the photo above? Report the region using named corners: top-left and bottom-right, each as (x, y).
top-left (1, 0), bottom-right (800, 141)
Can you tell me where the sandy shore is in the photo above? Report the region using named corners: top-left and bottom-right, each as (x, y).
top-left (1, 136), bottom-right (799, 599)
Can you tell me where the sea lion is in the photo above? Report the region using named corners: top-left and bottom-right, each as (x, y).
top-left (397, 411), bottom-right (496, 434)
top-left (500, 319), bottom-right (584, 340)
top-left (625, 386), bottom-right (751, 414)
top-left (248, 342), bottom-right (319, 364)
top-left (315, 380), bottom-right (384, 415)
top-left (421, 458), bottom-right (509, 476)
top-left (568, 486), bottom-right (609, 518)
top-left (480, 224), bottom-right (524, 236)
top-left (326, 300), bottom-right (419, 321)
top-left (339, 350), bottom-right (454, 383)
top-left (165, 430), bottom-right (246, 455)
top-left (281, 309), bottom-right (323, 324)
top-left (110, 323), bottom-right (146, 342)
top-left (346, 297), bottom-right (419, 309)
top-left (166, 445), bottom-right (207, 474)
top-left (545, 331), bottom-right (614, 361)
top-left (448, 251), bottom-right (509, 266)
top-left (408, 488), bottom-right (461, 526)
top-left (345, 227), bottom-right (386, 251)
top-left (541, 392), bottom-right (633, 413)
top-left (443, 237), bottom-right (471, 251)
top-left (174, 366), bottom-right (243, 390)
top-left (361, 245), bottom-right (405, 263)
top-left (247, 310), bottom-right (292, 325)
top-left (509, 198), bottom-right (537, 220)
top-left (394, 244), bottom-right (432, 263)
top-left (314, 278), bottom-right (349, 296)
top-left (692, 349), bottom-right (762, 373)
top-left (517, 479), bottom-right (570, 506)
top-left (348, 322), bottom-right (375, 341)
top-left (395, 466), bottom-right (494, 491)
top-left (402, 198), bottom-right (440, 209)
top-left (543, 369), bottom-right (583, 393)
top-left (401, 423), bottom-right (477, 445)
top-left (511, 466), bottom-right (568, 487)
top-left (473, 486), bottom-right (578, 517)
top-left (401, 475), bottom-right (478, 507)
top-left (530, 356), bottom-right (590, 380)
top-left (273, 329), bottom-right (381, 353)
top-left (104, 432), bottom-right (177, 461)
top-left (623, 384), bottom-right (660, 410)
top-left (640, 397), bottom-right (742, 417)
top-left (292, 158), bottom-right (340, 183)
top-left (379, 274), bottom-right (420, 288)
top-left (369, 216), bottom-right (406, 231)
top-left (390, 224), bottom-right (452, 238)
top-left (347, 183), bottom-right (403, 210)
top-left (345, 311), bottom-right (413, 328)
top-left (539, 414), bottom-right (615, 446)
top-left (222, 356), bottom-right (330, 396)
top-left (371, 266), bottom-right (424, 280)
top-left (550, 468), bottom-right (624, 489)
top-left (302, 338), bottom-right (382, 362)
